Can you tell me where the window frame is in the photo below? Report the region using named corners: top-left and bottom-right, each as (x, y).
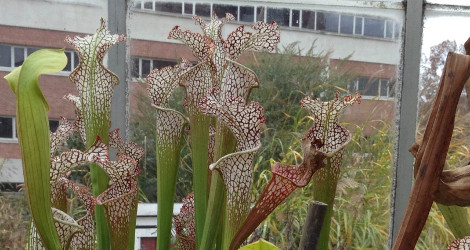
top-left (0, 116), bottom-right (17, 142)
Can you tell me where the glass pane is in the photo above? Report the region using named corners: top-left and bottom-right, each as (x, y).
top-left (155, 2), bottom-right (182, 14)
top-left (316, 12), bottom-right (339, 32)
top-left (240, 6), bottom-right (254, 22)
top-left (131, 57), bottom-right (139, 78)
top-left (340, 14), bottom-right (354, 34)
top-left (302, 10), bottom-right (315, 30)
top-left (417, 6), bottom-right (470, 247)
top-left (213, 4), bottom-right (237, 19)
top-left (184, 3), bottom-right (192, 15)
top-left (49, 120), bottom-right (59, 133)
top-left (0, 44), bottom-right (11, 67)
top-left (355, 16), bottom-right (363, 35)
top-left (14, 47), bottom-right (24, 67)
top-left (195, 3), bottom-right (211, 18)
top-left (292, 10), bottom-right (300, 27)
top-left (364, 17), bottom-right (385, 38)
top-left (143, 1), bottom-right (153, 10)
top-left (267, 8), bottom-right (289, 27)
top-left (256, 6), bottom-right (265, 22)
top-left (141, 59), bottom-right (151, 78)
top-left (27, 47), bottom-right (39, 56)
top-left (73, 52), bottom-right (79, 69)
top-left (380, 79), bottom-right (389, 97)
top-left (63, 51), bottom-right (72, 72)
top-left (153, 59), bottom-right (176, 70)
top-left (385, 20), bottom-right (394, 38)
top-left (0, 117), bottom-right (13, 138)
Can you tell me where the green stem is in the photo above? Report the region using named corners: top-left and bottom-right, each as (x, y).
top-left (5, 49), bottom-right (67, 249)
top-left (200, 174), bottom-right (225, 250)
top-left (189, 112), bottom-right (211, 248)
top-left (312, 158), bottom-right (339, 250)
top-left (157, 137), bottom-right (183, 250)
top-left (207, 122), bottom-right (237, 250)
top-left (128, 183), bottom-right (139, 250)
top-left (438, 203), bottom-right (470, 238)
top-left (221, 209), bottom-right (238, 250)
top-left (87, 121), bottom-right (111, 250)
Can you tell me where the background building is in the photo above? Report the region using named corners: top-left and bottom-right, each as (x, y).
top-left (0, 0), bottom-right (401, 183)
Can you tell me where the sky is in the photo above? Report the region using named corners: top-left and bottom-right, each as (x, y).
top-left (422, 9), bottom-right (470, 55)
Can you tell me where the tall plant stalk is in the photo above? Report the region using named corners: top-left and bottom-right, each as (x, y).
top-left (5, 48), bottom-right (67, 249)
top-left (147, 62), bottom-right (189, 250)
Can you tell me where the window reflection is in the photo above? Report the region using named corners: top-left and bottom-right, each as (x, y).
top-left (267, 8), bottom-right (289, 27)
top-left (240, 6), bottom-right (254, 22)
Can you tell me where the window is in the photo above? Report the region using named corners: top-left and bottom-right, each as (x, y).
top-left (256, 7), bottom-right (265, 22)
top-left (0, 44), bottom-right (10, 67)
top-left (292, 10), bottom-right (300, 28)
top-left (141, 59), bottom-right (151, 78)
top-left (131, 57), bottom-right (178, 78)
top-left (350, 77), bottom-right (391, 97)
top-left (144, 1), bottom-right (153, 10)
top-left (302, 10), bottom-right (315, 30)
top-left (64, 51), bottom-right (72, 72)
top-left (195, 3), bottom-right (211, 18)
top-left (354, 16), bottom-right (363, 35)
top-left (385, 20), bottom-right (393, 39)
top-left (0, 44), bottom-right (78, 71)
top-left (153, 59), bottom-right (177, 69)
top-left (316, 12), bottom-right (339, 32)
top-left (213, 4), bottom-right (237, 19)
top-left (49, 120), bottom-right (60, 133)
top-left (0, 117), bottom-right (14, 139)
top-left (184, 3), bottom-right (192, 15)
top-left (14, 47), bottom-right (25, 67)
top-left (364, 18), bottom-right (385, 38)
top-left (155, 2), bottom-right (182, 14)
top-left (128, 3), bottom-right (399, 41)
top-left (340, 14), bottom-right (354, 34)
top-left (27, 47), bottom-right (39, 56)
top-left (267, 8), bottom-right (289, 27)
top-left (239, 6), bottom-right (254, 22)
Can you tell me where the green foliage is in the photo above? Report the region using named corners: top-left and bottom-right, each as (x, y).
top-left (239, 239), bottom-right (280, 250)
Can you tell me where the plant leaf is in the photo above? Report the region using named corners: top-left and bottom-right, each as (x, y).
top-left (239, 239), bottom-right (280, 250)
top-left (95, 154), bottom-right (140, 250)
top-left (224, 21), bottom-right (280, 61)
top-left (447, 236), bottom-right (470, 249)
top-left (174, 193), bottom-right (196, 250)
top-left (50, 117), bottom-right (76, 157)
top-left (147, 62), bottom-right (189, 250)
top-left (231, 91), bottom-right (360, 250)
top-left (4, 48), bottom-right (67, 249)
top-left (58, 177), bottom-right (96, 250)
top-left (65, 17), bottom-right (125, 145)
top-left (65, 19), bottom-right (126, 249)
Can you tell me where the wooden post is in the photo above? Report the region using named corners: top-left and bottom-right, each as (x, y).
top-left (298, 201), bottom-right (328, 250)
top-left (392, 52), bottom-right (470, 250)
